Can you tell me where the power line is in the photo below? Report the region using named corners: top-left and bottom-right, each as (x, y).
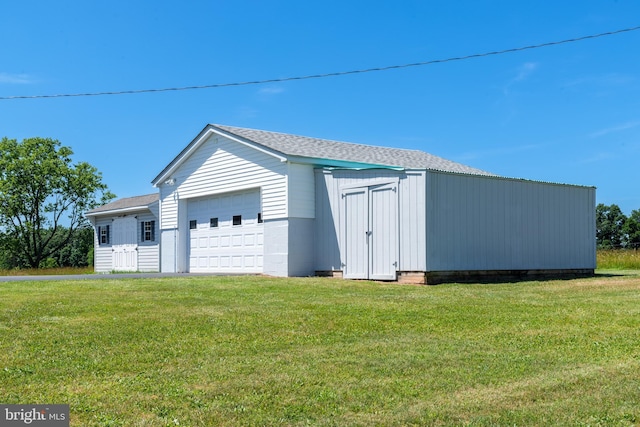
top-left (2, 25), bottom-right (639, 101)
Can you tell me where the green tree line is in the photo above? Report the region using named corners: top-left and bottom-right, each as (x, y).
top-left (0, 226), bottom-right (94, 269)
top-left (0, 136), bottom-right (113, 270)
top-left (596, 204), bottom-right (640, 249)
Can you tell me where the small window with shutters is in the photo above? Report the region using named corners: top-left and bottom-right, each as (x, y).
top-left (141, 220), bottom-right (155, 242)
top-left (98, 225), bottom-right (110, 245)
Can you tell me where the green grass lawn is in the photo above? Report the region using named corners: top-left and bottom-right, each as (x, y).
top-left (0, 266), bottom-right (94, 276)
top-left (1, 275), bottom-right (640, 426)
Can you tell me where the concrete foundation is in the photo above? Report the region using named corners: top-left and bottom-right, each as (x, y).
top-left (317, 269), bottom-right (595, 285)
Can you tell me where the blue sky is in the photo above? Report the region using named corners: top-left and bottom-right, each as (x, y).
top-left (1, 1), bottom-right (639, 214)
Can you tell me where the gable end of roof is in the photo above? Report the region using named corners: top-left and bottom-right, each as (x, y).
top-left (152, 123), bottom-right (496, 185)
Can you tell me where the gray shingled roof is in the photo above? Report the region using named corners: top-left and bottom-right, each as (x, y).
top-left (85, 193), bottom-right (159, 216)
top-left (214, 124), bottom-right (494, 175)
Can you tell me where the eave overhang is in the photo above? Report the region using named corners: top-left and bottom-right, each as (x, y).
top-left (286, 155), bottom-right (404, 170)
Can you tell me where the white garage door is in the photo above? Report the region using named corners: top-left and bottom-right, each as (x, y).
top-left (188, 190), bottom-right (264, 273)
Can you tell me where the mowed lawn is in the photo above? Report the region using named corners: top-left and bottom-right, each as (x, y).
top-left (1, 275), bottom-right (640, 426)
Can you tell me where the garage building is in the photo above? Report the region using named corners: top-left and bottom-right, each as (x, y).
top-left (88, 124), bottom-right (596, 284)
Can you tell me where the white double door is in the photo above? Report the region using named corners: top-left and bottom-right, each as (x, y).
top-left (112, 216), bottom-right (138, 272)
top-left (342, 182), bottom-right (398, 280)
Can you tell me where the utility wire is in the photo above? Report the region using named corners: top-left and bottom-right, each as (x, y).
top-left (2, 25), bottom-right (639, 101)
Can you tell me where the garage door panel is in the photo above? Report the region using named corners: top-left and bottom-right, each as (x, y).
top-left (231, 255), bottom-right (241, 268)
top-left (188, 190), bottom-right (263, 273)
top-left (244, 234), bottom-right (256, 246)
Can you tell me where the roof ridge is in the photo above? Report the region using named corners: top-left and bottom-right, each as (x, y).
top-left (213, 124), bottom-right (427, 154)
top-left (212, 123), bottom-right (494, 175)
top-left (85, 192), bottom-right (159, 216)
top-left (117, 192), bottom-right (158, 200)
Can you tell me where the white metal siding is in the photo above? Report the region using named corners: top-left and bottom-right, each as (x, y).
top-left (159, 186), bottom-right (178, 230)
top-left (287, 218), bottom-right (316, 276)
top-left (262, 217), bottom-right (315, 277)
top-left (93, 218), bottom-right (112, 272)
top-left (398, 172), bottom-right (427, 271)
top-left (288, 162), bottom-right (315, 219)
top-left (263, 218), bottom-right (289, 277)
top-left (171, 134), bottom-right (287, 219)
top-left (425, 171), bottom-right (596, 271)
top-left (314, 170), bottom-right (342, 270)
top-left (158, 134), bottom-right (286, 230)
top-left (137, 212), bottom-right (159, 272)
top-left (160, 229), bottom-right (177, 273)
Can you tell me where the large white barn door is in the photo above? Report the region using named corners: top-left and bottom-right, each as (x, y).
top-left (112, 217), bottom-right (138, 271)
top-left (369, 184), bottom-right (398, 280)
top-left (342, 183), bottom-right (398, 280)
top-left (343, 188), bottom-right (369, 279)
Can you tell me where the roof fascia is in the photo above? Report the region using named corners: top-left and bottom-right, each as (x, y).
top-left (152, 124), bottom-right (288, 186)
top-left (288, 155), bottom-right (404, 171)
top-left (85, 205), bottom-right (153, 218)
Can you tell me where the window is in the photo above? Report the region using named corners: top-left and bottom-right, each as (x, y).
top-left (141, 220), bottom-right (155, 242)
top-left (210, 217), bottom-right (218, 228)
top-left (189, 220), bottom-right (197, 230)
top-left (232, 215), bottom-right (242, 226)
top-left (257, 213), bottom-right (263, 224)
top-left (98, 225), bottom-right (110, 245)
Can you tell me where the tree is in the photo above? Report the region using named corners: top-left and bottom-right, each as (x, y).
top-left (595, 203), bottom-right (627, 249)
top-left (0, 137), bottom-right (114, 268)
top-left (55, 226), bottom-right (94, 267)
top-left (622, 209), bottom-right (640, 249)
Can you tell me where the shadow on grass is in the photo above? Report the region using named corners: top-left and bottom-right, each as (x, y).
top-left (439, 270), bottom-right (639, 285)
top-left (594, 269), bottom-right (640, 278)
